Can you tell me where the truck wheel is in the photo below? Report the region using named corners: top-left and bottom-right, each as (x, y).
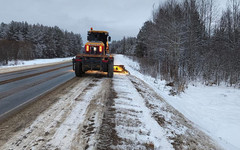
top-left (107, 61), bottom-right (113, 78)
top-left (75, 61), bottom-right (83, 77)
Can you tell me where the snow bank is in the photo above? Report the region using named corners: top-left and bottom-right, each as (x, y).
top-left (113, 75), bottom-right (173, 149)
top-left (114, 54), bottom-right (240, 150)
top-left (0, 57), bottom-right (73, 68)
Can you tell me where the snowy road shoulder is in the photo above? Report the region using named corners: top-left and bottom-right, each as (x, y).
top-left (115, 54), bottom-right (240, 150)
top-left (110, 74), bottom-right (222, 149)
top-left (112, 75), bottom-right (173, 149)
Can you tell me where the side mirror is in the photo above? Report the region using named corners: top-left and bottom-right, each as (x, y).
top-left (87, 35), bottom-right (90, 41)
top-left (108, 36), bottom-right (111, 42)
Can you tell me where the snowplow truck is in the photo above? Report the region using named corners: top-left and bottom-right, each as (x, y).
top-left (72, 28), bottom-right (114, 77)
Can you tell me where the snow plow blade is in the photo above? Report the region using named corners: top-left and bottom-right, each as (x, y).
top-left (113, 65), bottom-right (129, 74)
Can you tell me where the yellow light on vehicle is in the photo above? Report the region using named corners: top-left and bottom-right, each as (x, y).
top-left (85, 45), bottom-right (89, 52)
top-left (99, 45), bottom-right (103, 53)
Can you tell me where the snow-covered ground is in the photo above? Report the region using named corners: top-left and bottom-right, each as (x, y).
top-left (1, 55), bottom-right (239, 149)
top-left (1, 55), bottom-right (222, 149)
top-left (0, 57), bottom-right (73, 68)
top-left (115, 54), bottom-right (240, 150)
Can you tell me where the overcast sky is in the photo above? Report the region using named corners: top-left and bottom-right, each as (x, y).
top-left (0, 0), bottom-right (228, 43)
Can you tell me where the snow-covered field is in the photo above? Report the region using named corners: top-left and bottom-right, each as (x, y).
top-left (115, 54), bottom-right (240, 150)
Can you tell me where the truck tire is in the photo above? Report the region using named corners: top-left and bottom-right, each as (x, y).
top-left (107, 61), bottom-right (113, 78)
top-left (75, 61), bottom-right (83, 77)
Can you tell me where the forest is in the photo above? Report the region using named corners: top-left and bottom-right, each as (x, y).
top-left (0, 21), bottom-right (82, 65)
top-left (111, 0), bottom-right (240, 92)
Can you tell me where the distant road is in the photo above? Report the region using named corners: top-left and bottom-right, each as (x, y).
top-left (0, 62), bottom-right (75, 118)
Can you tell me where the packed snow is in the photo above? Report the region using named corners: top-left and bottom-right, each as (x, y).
top-left (114, 54), bottom-right (240, 150)
top-left (112, 75), bottom-right (174, 149)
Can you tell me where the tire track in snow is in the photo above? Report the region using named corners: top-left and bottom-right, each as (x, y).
top-left (0, 76), bottom-right (84, 147)
top-left (0, 76), bottom-right (100, 150)
top-left (107, 75), bottom-right (173, 150)
top-left (45, 78), bottom-right (108, 150)
top-left (71, 78), bottom-right (112, 150)
top-left (97, 81), bottom-right (119, 150)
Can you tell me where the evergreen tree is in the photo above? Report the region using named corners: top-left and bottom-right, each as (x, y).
top-left (0, 21), bottom-right (83, 64)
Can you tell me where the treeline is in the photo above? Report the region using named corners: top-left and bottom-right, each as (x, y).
top-left (112, 0), bottom-right (240, 91)
top-left (0, 21), bottom-right (82, 65)
top-left (111, 37), bottom-right (136, 55)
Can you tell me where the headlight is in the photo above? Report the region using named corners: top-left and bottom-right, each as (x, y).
top-left (94, 47), bottom-right (97, 51)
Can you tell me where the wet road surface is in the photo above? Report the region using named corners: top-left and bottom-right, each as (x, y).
top-left (0, 62), bottom-right (74, 118)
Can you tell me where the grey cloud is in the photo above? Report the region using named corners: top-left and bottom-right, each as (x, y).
top-left (0, 0), bottom-right (228, 43)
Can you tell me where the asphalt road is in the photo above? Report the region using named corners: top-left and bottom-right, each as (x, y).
top-left (0, 62), bottom-right (75, 118)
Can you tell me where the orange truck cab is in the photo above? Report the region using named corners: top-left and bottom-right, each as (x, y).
top-left (72, 28), bottom-right (114, 77)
